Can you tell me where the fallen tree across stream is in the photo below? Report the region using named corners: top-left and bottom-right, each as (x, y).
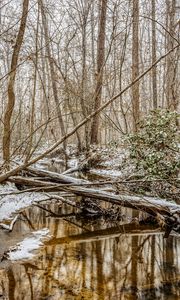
top-left (6, 166), bottom-right (180, 235)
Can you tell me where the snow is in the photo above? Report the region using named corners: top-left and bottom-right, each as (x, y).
top-left (0, 184), bottom-right (46, 222)
top-left (68, 158), bottom-right (78, 168)
top-left (89, 168), bottom-right (123, 178)
top-left (7, 228), bottom-right (51, 261)
top-left (101, 158), bottom-right (121, 167)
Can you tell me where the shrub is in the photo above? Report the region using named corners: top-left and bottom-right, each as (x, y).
top-left (126, 110), bottom-right (180, 179)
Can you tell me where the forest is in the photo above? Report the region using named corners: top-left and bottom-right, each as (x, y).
top-left (0, 0), bottom-right (180, 299)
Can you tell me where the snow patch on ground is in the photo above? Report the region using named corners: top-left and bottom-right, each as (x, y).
top-left (0, 185), bottom-right (46, 222)
top-left (7, 228), bottom-right (51, 261)
top-left (68, 158), bottom-right (78, 168)
top-left (99, 148), bottom-right (128, 168)
top-left (89, 168), bottom-right (123, 177)
top-left (101, 158), bottom-right (121, 168)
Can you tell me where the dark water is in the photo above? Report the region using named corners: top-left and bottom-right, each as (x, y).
top-left (0, 201), bottom-right (179, 300)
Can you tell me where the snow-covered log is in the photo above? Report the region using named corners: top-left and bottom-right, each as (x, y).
top-left (8, 175), bottom-right (180, 229)
top-left (26, 166), bottom-right (88, 184)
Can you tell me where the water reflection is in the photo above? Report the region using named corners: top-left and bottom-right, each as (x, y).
top-left (0, 204), bottom-right (179, 300)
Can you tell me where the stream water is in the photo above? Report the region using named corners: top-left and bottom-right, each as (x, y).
top-left (0, 163), bottom-right (180, 300)
top-left (0, 201), bottom-right (179, 300)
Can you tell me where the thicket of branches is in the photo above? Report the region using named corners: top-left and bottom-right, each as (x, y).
top-left (0, 0), bottom-right (179, 166)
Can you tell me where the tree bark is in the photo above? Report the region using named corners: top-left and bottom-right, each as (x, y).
top-left (81, 2), bottom-right (91, 149)
top-left (165, 0), bottom-right (178, 110)
top-left (26, 166), bottom-right (88, 185)
top-left (90, 0), bottom-right (107, 144)
top-left (151, 0), bottom-right (158, 109)
top-left (2, 0), bottom-right (29, 165)
top-left (132, 0), bottom-right (140, 131)
top-left (25, 7), bottom-right (40, 162)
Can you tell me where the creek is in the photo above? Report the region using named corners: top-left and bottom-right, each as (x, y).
top-left (0, 166), bottom-right (179, 299)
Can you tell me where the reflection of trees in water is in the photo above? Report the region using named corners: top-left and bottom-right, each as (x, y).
top-left (130, 235), bottom-right (138, 299)
top-left (7, 268), bottom-right (15, 300)
top-left (162, 235), bottom-right (179, 297)
top-left (130, 210), bottom-right (139, 299)
top-left (150, 236), bottom-right (155, 297)
top-left (95, 240), bottom-right (104, 300)
top-left (40, 216), bottom-right (59, 298)
top-left (0, 205), bottom-right (179, 299)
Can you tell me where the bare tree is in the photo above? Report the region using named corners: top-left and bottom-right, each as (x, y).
top-left (132, 0), bottom-right (140, 132)
top-left (38, 0), bottom-right (66, 147)
top-left (2, 0), bottom-right (29, 166)
top-left (90, 0), bottom-right (108, 144)
top-left (151, 0), bottom-right (158, 109)
top-left (0, 0), bottom-right (179, 158)
top-left (165, 0), bottom-right (178, 110)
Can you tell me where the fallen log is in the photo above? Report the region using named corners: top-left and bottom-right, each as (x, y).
top-left (62, 151), bottom-right (100, 175)
top-left (9, 176), bottom-right (62, 188)
top-left (8, 176), bottom-right (180, 227)
top-left (45, 195), bottom-right (77, 208)
top-left (26, 166), bottom-right (88, 184)
top-left (25, 167), bottom-right (114, 192)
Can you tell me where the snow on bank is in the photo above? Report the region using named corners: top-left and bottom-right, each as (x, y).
top-left (0, 184), bottom-right (46, 222)
top-left (89, 168), bottom-right (123, 178)
top-left (7, 228), bottom-right (51, 261)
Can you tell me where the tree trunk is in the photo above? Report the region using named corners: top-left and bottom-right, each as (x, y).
top-left (90, 0), bottom-right (107, 144)
top-left (165, 0), bottom-right (178, 110)
top-left (2, 0), bottom-right (29, 165)
top-left (132, 0), bottom-right (140, 131)
top-left (39, 0), bottom-right (66, 146)
top-left (81, 3), bottom-right (91, 149)
top-left (25, 7), bottom-right (40, 162)
top-left (151, 0), bottom-right (158, 109)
